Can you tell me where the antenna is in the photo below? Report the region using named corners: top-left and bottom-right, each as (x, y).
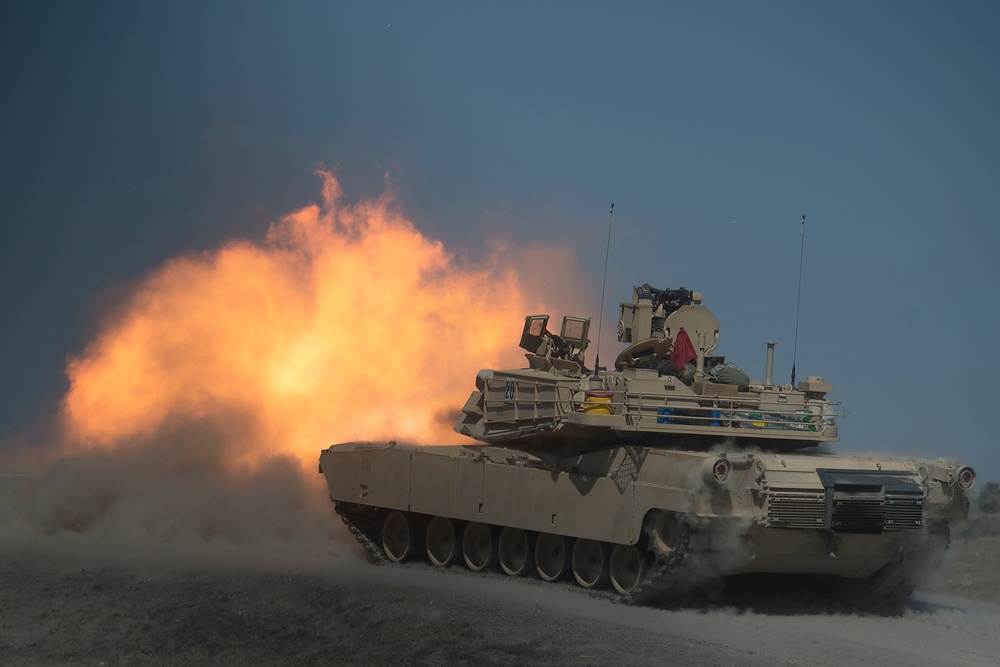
top-left (594, 202), bottom-right (614, 374)
top-left (791, 213), bottom-right (806, 386)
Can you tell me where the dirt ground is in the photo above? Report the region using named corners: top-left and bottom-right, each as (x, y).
top-left (2, 521), bottom-right (999, 666)
top-left (0, 535), bottom-right (764, 667)
top-left (2, 555), bottom-right (579, 666)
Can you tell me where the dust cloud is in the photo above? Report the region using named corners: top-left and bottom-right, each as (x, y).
top-left (2, 420), bottom-right (349, 572)
top-left (1, 169), bottom-right (589, 571)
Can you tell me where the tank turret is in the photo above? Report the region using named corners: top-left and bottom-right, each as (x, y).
top-left (455, 283), bottom-right (837, 454)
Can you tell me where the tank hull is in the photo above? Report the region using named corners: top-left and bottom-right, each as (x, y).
top-left (320, 441), bottom-right (968, 601)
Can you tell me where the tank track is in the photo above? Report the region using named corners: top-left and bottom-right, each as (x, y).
top-left (334, 502), bottom-right (959, 609)
top-left (624, 528), bottom-right (690, 605)
top-left (332, 503), bottom-right (952, 608)
top-left (855, 523), bottom-right (950, 601)
top-left (333, 501), bottom-right (690, 604)
top-left (864, 558), bottom-right (914, 599)
top-left (335, 503), bottom-right (388, 566)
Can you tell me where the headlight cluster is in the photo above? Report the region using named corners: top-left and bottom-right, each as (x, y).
top-left (957, 465), bottom-right (976, 490)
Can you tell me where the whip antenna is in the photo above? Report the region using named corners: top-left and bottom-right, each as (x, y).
top-left (791, 213), bottom-right (806, 386)
top-left (594, 202), bottom-right (614, 374)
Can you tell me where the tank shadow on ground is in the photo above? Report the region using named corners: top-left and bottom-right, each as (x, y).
top-left (648, 573), bottom-right (913, 617)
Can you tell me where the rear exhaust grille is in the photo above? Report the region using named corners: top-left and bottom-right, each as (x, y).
top-left (885, 494), bottom-right (924, 530)
top-left (832, 495), bottom-right (885, 533)
top-left (767, 492), bottom-right (825, 529)
top-left (765, 469), bottom-right (925, 534)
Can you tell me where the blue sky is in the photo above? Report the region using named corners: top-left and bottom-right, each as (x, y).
top-left (2, 1), bottom-right (998, 477)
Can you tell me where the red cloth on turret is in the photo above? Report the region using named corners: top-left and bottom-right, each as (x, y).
top-left (670, 327), bottom-right (697, 368)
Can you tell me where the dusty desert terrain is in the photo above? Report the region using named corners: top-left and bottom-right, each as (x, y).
top-left (3, 461), bottom-right (1000, 666)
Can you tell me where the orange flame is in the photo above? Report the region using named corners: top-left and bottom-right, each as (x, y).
top-left (60, 170), bottom-right (569, 470)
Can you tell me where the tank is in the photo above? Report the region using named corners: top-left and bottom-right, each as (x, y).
top-left (320, 283), bottom-right (976, 602)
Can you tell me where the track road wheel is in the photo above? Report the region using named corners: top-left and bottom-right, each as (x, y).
top-left (535, 533), bottom-right (569, 582)
top-left (382, 511), bottom-right (417, 562)
top-left (571, 539), bottom-right (608, 589)
top-left (498, 527), bottom-right (532, 576)
top-left (426, 516), bottom-right (458, 567)
top-left (610, 544), bottom-right (645, 595)
top-left (462, 522), bottom-right (496, 572)
top-left (648, 511), bottom-right (683, 557)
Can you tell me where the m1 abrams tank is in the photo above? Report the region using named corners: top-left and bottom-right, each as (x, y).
top-left (320, 283), bottom-right (975, 602)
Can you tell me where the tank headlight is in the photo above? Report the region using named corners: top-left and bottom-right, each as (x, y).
top-left (712, 458), bottom-right (732, 483)
top-left (957, 465), bottom-right (976, 490)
